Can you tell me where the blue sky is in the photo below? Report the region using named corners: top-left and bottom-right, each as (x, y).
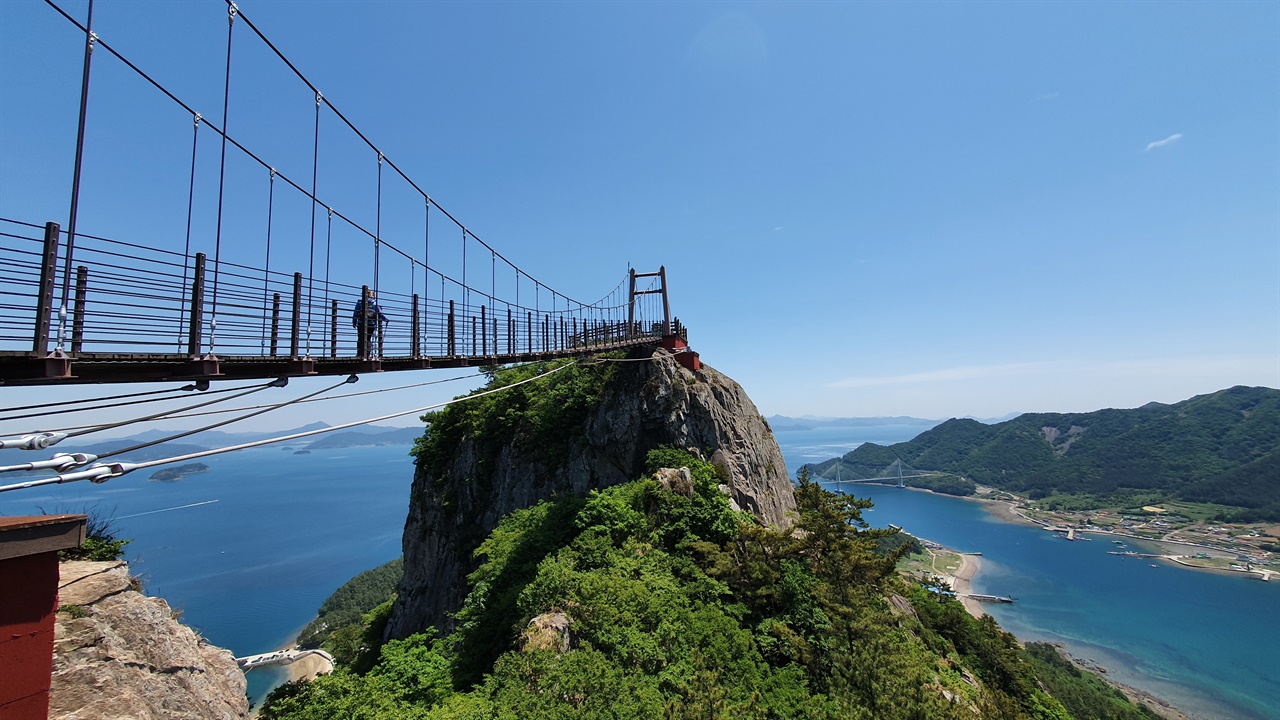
top-left (1, 0), bottom-right (1277, 431)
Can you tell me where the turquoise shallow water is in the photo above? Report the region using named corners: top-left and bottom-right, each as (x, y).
top-left (773, 428), bottom-right (1280, 720)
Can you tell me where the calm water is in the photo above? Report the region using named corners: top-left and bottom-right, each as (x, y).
top-left (774, 429), bottom-right (1280, 720)
top-left (0, 445), bottom-right (415, 704)
top-left (773, 423), bottom-right (936, 476)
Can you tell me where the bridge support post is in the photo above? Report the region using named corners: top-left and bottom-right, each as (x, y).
top-left (447, 300), bottom-right (455, 356)
top-left (627, 268), bottom-right (636, 340)
top-left (507, 308), bottom-right (513, 355)
top-left (285, 272), bottom-right (315, 375)
top-left (411, 294), bottom-right (420, 358)
top-left (33, 222), bottom-right (59, 356)
top-left (526, 312), bottom-right (532, 354)
top-left (187, 253), bottom-right (206, 357)
top-left (659, 265), bottom-right (671, 336)
top-left (270, 293), bottom-right (280, 357)
top-left (471, 317), bottom-right (477, 357)
top-left (480, 305), bottom-right (486, 356)
top-left (181, 251), bottom-right (220, 377)
top-left (358, 285), bottom-right (371, 359)
top-left (330, 299), bottom-right (338, 359)
top-left (290, 272), bottom-right (302, 359)
top-left (71, 266), bottom-right (88, 354)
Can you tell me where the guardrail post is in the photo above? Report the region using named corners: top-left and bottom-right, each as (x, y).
top-left (659, 265), bottom-right (671, 336)
top-left (71, 266), bottom-right (88, 353)
top-left (290, 272), bottom-right (302, 359)
top-left (526, 311), bottom-right (532, 353)
top-left (480, 305), bottom-right (487, 356)
top-left (330, 299), bottom-right (338, 359)
top-left (447, 300), bottom-right (455, 356)
top-left (358, 285), bottom-right (370, 359)
top-left (187, 252), bottom-right (206, 357)
top-left (542, 314), bottom-right (549, 353)
top-left (507, 308), bottom-right (513, 354)
top-left (269, 293), bottom-right (281, 357)
top-left (411, 293), bottom-right (421, 357)
top-left (627, 268), bottom-right (636, 340)
top-left (33, 222), bottom-right (60, 354)
top-left (471, 316), bottom-right (477, 356)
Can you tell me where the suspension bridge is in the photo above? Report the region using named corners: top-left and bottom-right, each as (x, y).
top-left (814, 458), bottom-right (951, 489)
top-left (1, 0), bottom-right (696, 387)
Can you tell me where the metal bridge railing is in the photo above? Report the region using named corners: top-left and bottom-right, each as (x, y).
top-left (1, 218), bottom-right (676, 383)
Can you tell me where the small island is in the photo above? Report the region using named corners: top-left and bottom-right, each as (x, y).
top-left (149, 463), bottom-right (211, 482)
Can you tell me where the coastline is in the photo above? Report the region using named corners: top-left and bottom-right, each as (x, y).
top-left (912, 505), bottom-right (1214, 720)
top-left (922, 536), bottom-right (1202, 720)
top-left (907, 484), bottom-right (1276, 583)
top-left (271, 627), bottom-right (334, 683)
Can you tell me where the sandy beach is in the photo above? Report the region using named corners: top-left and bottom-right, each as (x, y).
top-left (283, 651), bottom-right (334, 683)
top-left (947, 553), bottom-right (985, 619)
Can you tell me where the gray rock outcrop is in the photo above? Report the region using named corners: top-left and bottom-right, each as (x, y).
top-left (49, 561), bottom-right (249, 720)
top-left (386, 347), bottom-right (795, 639)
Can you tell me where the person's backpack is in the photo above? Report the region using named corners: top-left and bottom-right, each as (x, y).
top-left (352, 299), bottom-right (377, 329)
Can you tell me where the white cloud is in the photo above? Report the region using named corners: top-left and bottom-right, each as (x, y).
top-left (828, 362), bottom-right (1055, 389)
top-left (1144, 133), bottom-right (1183, 151)
top-left (1034, 91), bottom-right (1059, 101)
top-left (814, 354), bottom-right (1278, 418)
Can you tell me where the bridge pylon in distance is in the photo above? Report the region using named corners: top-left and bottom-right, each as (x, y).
top-left (630, 266), bottom-right (699, 371)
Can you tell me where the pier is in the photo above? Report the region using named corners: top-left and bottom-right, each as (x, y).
top-left (962, 593), bottom-right (1014, 604)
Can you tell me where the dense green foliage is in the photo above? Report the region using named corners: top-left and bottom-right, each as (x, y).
top-left (822, 387), bottom-right (1280, 520)
top-left (263, 450), bottom-right (1154, 720)
top-left (410, 359), bottom-right (623, 553)
top-left (1023, 643), bottom-right (1158, 720)
top-left (412, 359), bottom-right (621, 481)
top-left (906, 474), bottom-right (978, 496)
top-left (298, 558), bottom-right (404, 650)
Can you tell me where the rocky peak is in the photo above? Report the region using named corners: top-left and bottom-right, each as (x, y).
top-left (386, 348), bottom-right (796, 640)
top-left (49, 561), bottom-right (249, 720)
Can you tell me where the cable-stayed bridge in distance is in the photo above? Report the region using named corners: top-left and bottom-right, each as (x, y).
top-left (1, 0), bottom-right (696, 386)
top-left (811, 457), bottom-right (964, 489)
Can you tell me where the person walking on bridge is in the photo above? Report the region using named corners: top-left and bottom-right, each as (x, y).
top-left (353, 287), bottom-right (388, 358)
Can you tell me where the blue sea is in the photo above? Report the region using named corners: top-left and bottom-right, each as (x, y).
top-left (0, 444), bottom-right (415, 705)
top-left (3, 423), bottom-right (1275, 718)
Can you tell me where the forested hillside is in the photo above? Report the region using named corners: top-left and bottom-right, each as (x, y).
top-left (297, 558), bottom-right (404, 649)
top-left (261, 449), bottom-right (1157, 719)
top-left (818, 386), bottom-right (1279, 520)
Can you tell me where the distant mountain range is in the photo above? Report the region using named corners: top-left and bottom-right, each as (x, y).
top-left (805, 386), bottom-right (1280, 522)
top-left (67, 423), bottom-right (422, 463)
top-left (765, 413), bottom-right (1020, 432)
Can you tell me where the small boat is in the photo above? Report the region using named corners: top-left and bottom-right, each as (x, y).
top-left (1150, 564), bottom-right (1160, 568)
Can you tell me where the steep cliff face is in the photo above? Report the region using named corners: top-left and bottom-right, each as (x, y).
top-left (386, 348), bottom-right (795, 640)
top-left (49, 561), bottom-right (249, 720)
